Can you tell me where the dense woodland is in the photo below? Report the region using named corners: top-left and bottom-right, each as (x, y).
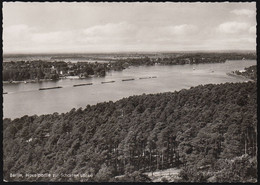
top-left (2, 52), bottom-right (256, 82)
top-left (3, 81), bottom-right (257, 182)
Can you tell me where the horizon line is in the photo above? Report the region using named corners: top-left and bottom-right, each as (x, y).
top-left (3, 49), bottom-right (256, 56)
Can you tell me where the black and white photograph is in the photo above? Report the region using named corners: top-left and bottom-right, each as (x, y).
top-left (2, 1), bottom-right (257, 182)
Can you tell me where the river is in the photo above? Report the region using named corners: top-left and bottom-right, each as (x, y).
top-left (3, 60), bottom-right (256, 119)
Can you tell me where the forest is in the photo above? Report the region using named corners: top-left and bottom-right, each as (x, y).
top-left (3, 81), bottom-right (257, 182)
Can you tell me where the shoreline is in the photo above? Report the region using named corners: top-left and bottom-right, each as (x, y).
top-left (3, 59), bottom-right (256, 85)
top-left (3, 79), bottom-right (54, 84)
top-left (3, 80), bottom-right (256, 120)
top-left (226, 72), bottom-right (254, 81)
top-left (3, 72), bottom-right (253, 85)
top-left (2, 76), bottom-right (92, 84)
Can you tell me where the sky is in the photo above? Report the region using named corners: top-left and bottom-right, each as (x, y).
top-left (3, 2), bottom-right (256, 54)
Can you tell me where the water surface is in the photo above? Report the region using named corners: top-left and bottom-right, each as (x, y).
top-left (3, 60), bottom-right (256, 119)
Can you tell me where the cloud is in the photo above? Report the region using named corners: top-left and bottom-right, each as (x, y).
top-left (31, 31), bottom-right (81, 45)
top-left (78, 22), bottom-right (140, 46)
top-left (83, 22), bottom-right (137, 38)
top-left (230, 9), bottom-right (255, 17)
top-left (3, 21), bottom-right (255, 53)
top-left (3, 22), bottom-right (140, 53)
top-left (249, 26), bottom-right (256, 34)
top-left (162, 24), bottom-right (198, 35)
top-left (3, 24), bottom-right (36, 41)
top-left (217, 22), bottom-right (250, 34)
top-left (81, 23), bottom-right (198, 46)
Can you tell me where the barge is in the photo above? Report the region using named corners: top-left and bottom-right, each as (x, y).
top-left (73, 83), bottom-right (93, 87)
top-left (39, 86), bottom-right (62, 90)
top-left (122, 78), bottom-right (135, 81)
top-left (139, 77), bottom-right (150, 80)
top-left (101, 81), bottom-right (115, 84)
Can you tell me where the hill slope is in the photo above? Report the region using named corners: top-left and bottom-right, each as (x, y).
top-left (3, 81), bottom-right (257, 182)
